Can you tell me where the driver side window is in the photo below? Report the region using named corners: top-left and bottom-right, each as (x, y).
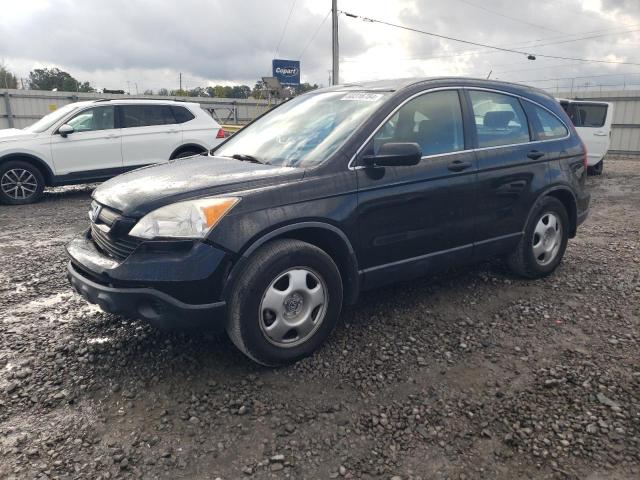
top-left (372, 90), bottom-right (464, 157)
top-left (66, 106), bottom-right (115, 133)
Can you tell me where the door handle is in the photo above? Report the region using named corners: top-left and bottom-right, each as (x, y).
top-left (527, 150), bottom-right (545, 160)
top-left (447, 160), bottom-right (472, 172)
top-left (105, 134), bottom-right (119, 139)
top-left (593, 132), bottom-right (608, 136)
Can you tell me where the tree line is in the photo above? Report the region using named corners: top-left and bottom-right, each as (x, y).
top-left (1, 65), bottom-right (318, 99)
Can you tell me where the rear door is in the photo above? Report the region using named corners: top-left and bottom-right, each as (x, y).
top-left (562, 101), bottom-right (612, 166)
top-left (355, 88), bottom-right (477, 289)
top-left (119, 104), bottom-right (184, 169)
top-left (467, 89), bottom-right (547, 258)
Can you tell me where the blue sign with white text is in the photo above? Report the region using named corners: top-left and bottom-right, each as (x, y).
top-left (272, 59), bottom-right (300, 86)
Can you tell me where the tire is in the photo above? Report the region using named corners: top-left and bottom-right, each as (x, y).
top-left (173, 149), bottom-right (202, 159)
top-left (0, 160), bottom-right (45, 205)
top-left (226, 239), bottom-right (343, 366)
top-left (507, 196), bottom-right (569, 279)
top-left (588, 159), bottom-right (604, 176)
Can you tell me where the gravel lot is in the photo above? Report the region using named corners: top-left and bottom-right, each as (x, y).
top-left (0, 158), bottom-right (638, 480)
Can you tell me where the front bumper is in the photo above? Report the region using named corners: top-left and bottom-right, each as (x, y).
top-left (68, 262), bottom-right (226, 330)
top-left (66, 230), bottom-right (232, 330)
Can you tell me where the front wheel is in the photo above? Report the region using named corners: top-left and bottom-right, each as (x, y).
top-left (0, 160), bottom-right (45, 205)
top-left (507, 196), bottom-right (569, 279)
top-left (226, 239), bottom-right (343, 366)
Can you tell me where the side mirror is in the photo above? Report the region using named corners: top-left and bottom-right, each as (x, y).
top-left (362, 142), bottom-right (422, 168)
top-left (58, 124), bottom-right (75, 137)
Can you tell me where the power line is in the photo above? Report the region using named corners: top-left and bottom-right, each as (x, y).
top-left (456, 0), bottom-right (561, 33)
top-left (274, 0), bottom-right (297, 59)
top-left (340, 10), bottom-right (640, 66)
top-left (299, 10), bottom-right (331, 60)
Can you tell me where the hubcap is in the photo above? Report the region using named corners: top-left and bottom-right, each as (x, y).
top-left (532, 212), bottom-right (562, 266)
top-left (1, 169), bottom-right (38, 200)
top-left (259, 268), bottom-right (327, 348)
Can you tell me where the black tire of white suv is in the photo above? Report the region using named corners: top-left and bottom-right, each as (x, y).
top-left (0, 160), bottom-right (45, 205)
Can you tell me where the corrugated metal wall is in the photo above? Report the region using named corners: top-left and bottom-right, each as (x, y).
top-left (0, 89), bottom-right (275, 129)
top-left (557, 89), bottom-right (640, 155)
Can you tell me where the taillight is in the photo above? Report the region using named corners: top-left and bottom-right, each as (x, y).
top-left (581, 141), bottom-right (588, 170)
top-left (216, 128), bottom-right (225, 139)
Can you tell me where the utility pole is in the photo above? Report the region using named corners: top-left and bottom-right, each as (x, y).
top-left (134, 82), bottom-right (139, 95)
top-left (179, 73), bottom-right (182, 92)
top-left (331, 0), bottom-right (339, 85)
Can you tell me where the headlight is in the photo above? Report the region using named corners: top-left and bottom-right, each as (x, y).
top-left (129, 197), bottom-right (240, 239)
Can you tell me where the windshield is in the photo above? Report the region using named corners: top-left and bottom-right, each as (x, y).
top-left (214, 90), bottom-right (390, 167)
top-left (23, 103), bottom-right (81, 133)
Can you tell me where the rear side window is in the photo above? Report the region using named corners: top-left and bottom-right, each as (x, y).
top-left (171, 106), bottom-right (195, 123)
top-left (529, 104), bottom-right (568, 140)
top-left (566, 103), bottom-right (607, 128)
top-left (373, 90), bottom-right (465, 157)
top-left (121, 105), bottom-right (176, 128)
top-left (469, 90), bottom-right (530, 148)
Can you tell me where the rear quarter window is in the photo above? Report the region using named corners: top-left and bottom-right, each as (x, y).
top-left (527, 103), bottom-right (568, 140)
top-left (172, 106), bottom-right (196, 124)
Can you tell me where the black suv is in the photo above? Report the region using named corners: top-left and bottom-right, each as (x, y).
top-left (67, 78), bottom-right (590, 366)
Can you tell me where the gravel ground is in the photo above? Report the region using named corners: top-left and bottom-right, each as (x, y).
top-left (0, 159), bottom-right (638, 480)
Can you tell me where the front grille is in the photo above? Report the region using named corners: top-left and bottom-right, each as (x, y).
top-left (91, 223), bottom-right (140, 260)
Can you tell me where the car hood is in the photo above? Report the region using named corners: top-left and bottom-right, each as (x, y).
top-left (0, 128), bottom-right (37, 143)
top-left (93, 155), bottom-right (304, 217)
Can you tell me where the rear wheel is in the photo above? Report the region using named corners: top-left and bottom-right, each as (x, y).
top-left (588, 159), bottom-right (604, 176)
top-left (0, 160), bottom-right (45, 205)
top-left (507, 196), bottom-right (569, 279)
top-left (226, 239), bottom-right (343, 366)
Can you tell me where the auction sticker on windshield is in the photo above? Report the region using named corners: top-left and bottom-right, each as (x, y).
top-left (341, 92), bottom-right (384, 101)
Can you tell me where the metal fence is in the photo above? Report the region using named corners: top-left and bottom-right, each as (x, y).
top-left (555, 89), bottom-right (640, 156)
top-left (0, 89), bottom-right (276, 129)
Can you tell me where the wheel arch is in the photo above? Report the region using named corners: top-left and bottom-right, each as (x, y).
top-left (0, 153), bottom-right (54, 186)
top-left (528, 186), bottom-right (578, 238)
top-left (226, 222), bottom-right (360, 305)
top-left (169, 143), bottom-right (207, 160)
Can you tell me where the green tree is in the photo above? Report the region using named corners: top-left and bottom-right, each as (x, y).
top-left (251, 80), bottom-right (265, 99)
top-left (170, 89), bottom-right (188, 96)
top-left (157, 88), bottom-right (169, 96)
top-left (143, 89), bottom-right (154, 95)
top-left (0, 65), bottom-right (18, 89)
top-left (28, 68), bottom-right (94, 92)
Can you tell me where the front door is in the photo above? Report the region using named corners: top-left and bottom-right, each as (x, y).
top-left (355, 89), bottom-right (477, 289)
top-left (50, 105), bottom-right (123, 178)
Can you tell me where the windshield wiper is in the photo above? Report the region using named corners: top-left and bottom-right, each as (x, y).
top-left (231, 153), bottom-right (265, 164)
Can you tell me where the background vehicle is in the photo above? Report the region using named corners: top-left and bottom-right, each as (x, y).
top-left (67, 78), bottom-right (590, 366)
top-left (0, 99), bottom-right (225, 205)
top-left (559, 99), bottom-right (613, 175)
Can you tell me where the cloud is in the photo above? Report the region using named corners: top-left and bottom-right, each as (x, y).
top-left (1, 0), bottom-right (639, 92)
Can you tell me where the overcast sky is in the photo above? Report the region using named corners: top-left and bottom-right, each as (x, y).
top-left (1, 0), bottom-right (639, 93)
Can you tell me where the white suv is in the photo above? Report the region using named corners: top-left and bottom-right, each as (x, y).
top-left (559, 99), bottom-right (613, 175)
top-left (0, 99), bottom-right (225, 204)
